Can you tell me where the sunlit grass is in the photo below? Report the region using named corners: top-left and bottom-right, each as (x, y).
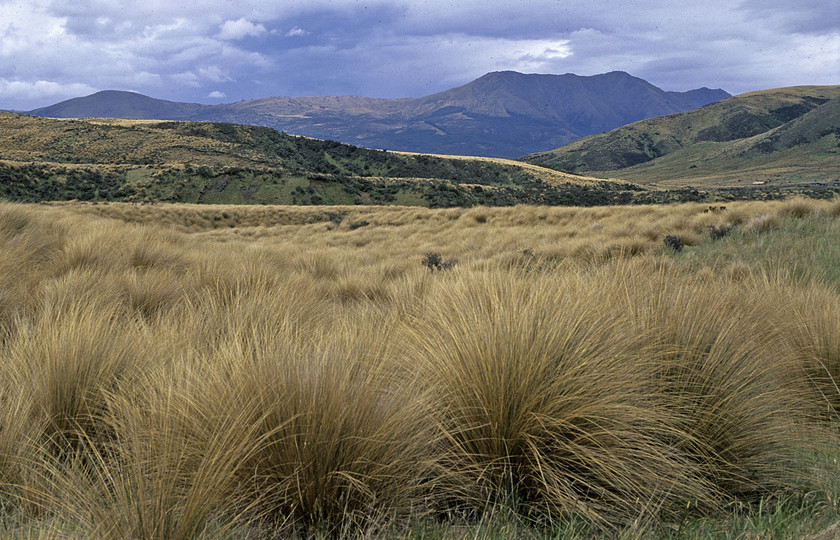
top-left (1, 197), bottom-right (839, 537)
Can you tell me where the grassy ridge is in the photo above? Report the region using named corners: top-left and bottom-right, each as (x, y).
top-left (1, 198), bottom-right (840, 537)
top-left (0, 112), bottom-right (662, 207)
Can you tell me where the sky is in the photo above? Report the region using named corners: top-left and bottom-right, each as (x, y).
top-left (0, 0), bottom-right (838, 111)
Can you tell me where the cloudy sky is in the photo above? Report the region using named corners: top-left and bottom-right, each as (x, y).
top-left (1, 0), bottom-right (838, 110)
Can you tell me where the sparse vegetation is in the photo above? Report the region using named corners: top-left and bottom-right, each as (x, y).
top-left (1, 197), bottom-right (839, 537)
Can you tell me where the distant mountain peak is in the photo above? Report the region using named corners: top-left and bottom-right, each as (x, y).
top-left (92, 89), bottom-right (144, 96)
top-left (25, 71), bottom-right (731, 158)
top-left (28, 90), bottom-right (209, 120)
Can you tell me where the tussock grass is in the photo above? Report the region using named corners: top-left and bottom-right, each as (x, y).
top-left (31, 372), bottom-right (265, 540)
top-left (5, 298), bottom-right (147, 457)
top-left (778, 196), bottom-right (826, 219)
top-left (784, 285), bottom-right (840, 417)
top-left (628, 269), bottom-right (824, 501)
top-left (828, 194), bottom-right (840, 217)
top-left (1, 198), bottom-right (839, 536)
top-left (227, 320), bottom-right (441, 534)
top-left (404, 269), bottom-right (709, 525)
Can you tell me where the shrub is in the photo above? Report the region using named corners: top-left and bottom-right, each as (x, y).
top-left (422, 252), bottom-right (456, 271)
top-left (708, 224), bottom-right (733, 240)
top-left (347, 220), bottom-right (369, 230)
top-left (664, 235), bottom-right (683, 252)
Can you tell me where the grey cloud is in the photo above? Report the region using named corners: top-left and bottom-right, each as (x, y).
top-left (0, 0), bottom-right (836, 111)
top-left (738, 0), bottom-right (840, 34)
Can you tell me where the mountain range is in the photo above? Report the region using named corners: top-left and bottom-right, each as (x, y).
top-left (522, 85), bottom-right (840, 187)
top-left (25, 71), bottom-right (729, 159)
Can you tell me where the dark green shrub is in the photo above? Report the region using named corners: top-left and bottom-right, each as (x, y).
top-left (709, 224), bottom-right (733, 240)
top-left (664, 235), bottom-right (683, 252)
top-left (422, 252), bottom-right (456, 272)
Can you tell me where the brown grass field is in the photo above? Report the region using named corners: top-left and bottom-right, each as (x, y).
top-left (1, 197), bottom-right (840, 538)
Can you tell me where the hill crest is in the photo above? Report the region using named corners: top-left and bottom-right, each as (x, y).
top-left (521, 85), bottom-right (840, 187)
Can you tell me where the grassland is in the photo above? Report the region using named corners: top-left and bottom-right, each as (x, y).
top-left (1, 197), bottom-right (840, 538)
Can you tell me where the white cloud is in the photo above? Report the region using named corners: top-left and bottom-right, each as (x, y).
top-left (207, 90), bottom-right (226, 99)
top-left (169, 71), bottom-right (201, 88)
top-left (0, 78), bottom-right (97, 105)
top-left (198, 66), bottom-right (232, 83)
top-left (286, 26), bottom-right (309, 37)
top-left (0, 3), bottom-right (69, 56)
top-left (217, 18), bottom-right (267, 40)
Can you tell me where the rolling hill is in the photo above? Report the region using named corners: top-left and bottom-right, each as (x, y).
top-left (522, 86), bottom-right (840, 188)
top-left (0, 112), bottom-right (666, 207)
top-left (25, 71), bottom-right (729, 159)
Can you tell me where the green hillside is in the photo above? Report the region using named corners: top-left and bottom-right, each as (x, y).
top-left (0, 112), bottom-right (659, 207)
top-left (522, 86), bottom-right (840, 188)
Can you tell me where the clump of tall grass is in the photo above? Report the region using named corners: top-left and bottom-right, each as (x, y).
top-left (780, 284), bottom-right (840, 418)
top-left (4, 295), bottom-right (148, 459)
top-left (0, 205), bottom-right (66, 338)
top-left (222, 314), bottom-right (442, 535)
top-left (626, 265), bottom-right (828, 502)
top-left (35, 364), bottom-right (268, 539)
top-left (778, 196), bottom-right (824, 219)
top-left (0, 374), bottom-right (35, 490)
top-left (828, 195), bottom-right (840, 217)
top-left (0, 279), bottom-right (154, 528)
top-left (145, 284), bottom-right (443, 536)
top-left (404, 269), bottom-right (710, 526)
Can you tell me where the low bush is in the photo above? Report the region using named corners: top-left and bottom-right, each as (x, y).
top-left (422, 252), bottom-right (456, 271)
top-left (664, 234), bottom-right (683, 251)
top-left (709, 223), bottom-right (733, 240)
